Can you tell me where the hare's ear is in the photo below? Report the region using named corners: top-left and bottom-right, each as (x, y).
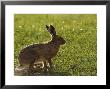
top-left (49, 25), bottom-right (56, 37)
top-left (46, 25), bottom-right (49, 29)
top-left (46, 25), bottom-right (51, 33)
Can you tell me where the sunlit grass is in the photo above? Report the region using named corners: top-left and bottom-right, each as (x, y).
top-left (14, 14), bottom-right (97, 76)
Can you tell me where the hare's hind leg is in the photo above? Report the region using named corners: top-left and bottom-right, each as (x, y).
top-left (28, 59), bottom-right (35, 75)
top-left (28, 64), bottom-right (34, 75)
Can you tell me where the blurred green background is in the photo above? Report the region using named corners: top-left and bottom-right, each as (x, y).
top-left (14, 14), bottom-right (97, 76)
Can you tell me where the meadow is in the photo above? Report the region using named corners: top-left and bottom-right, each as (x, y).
top-left (14, 14), bottom-right (97, 76)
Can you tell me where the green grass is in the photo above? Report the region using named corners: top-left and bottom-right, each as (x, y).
top-left (14, 14), bottom-right (97, 76)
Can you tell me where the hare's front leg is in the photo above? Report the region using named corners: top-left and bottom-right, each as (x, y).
top-left (43, 60), bottom-right (48, 72)
top-left (48, 59), bottom-right (53, 68)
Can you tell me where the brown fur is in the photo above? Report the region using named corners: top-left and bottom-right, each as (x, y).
top-left (18, 25), bottom-right (66, 74)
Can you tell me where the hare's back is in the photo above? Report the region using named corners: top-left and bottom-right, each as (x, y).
top-left (18, 45), bottom-right (37, 65)
top-left (18, 43), bottom-right (51, 65)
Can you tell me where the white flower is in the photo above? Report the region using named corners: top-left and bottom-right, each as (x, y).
top-left (32, 25), bottom-right (35, 28)
top-left (18, 26), bottom-right (22, 28)
top-left (80, 29), bottom-right (83, 30)
top-left (73, 28), bottom-right (74, 31)
top-left (50, 23), bottom-right (53, 25)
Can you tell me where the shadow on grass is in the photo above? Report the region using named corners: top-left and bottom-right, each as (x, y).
top-left (32, 70), bottom-right (71, 76)
top-left (14, 66), bottom-right (71, 76)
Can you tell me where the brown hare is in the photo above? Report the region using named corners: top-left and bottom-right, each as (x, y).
top-left (18, 25), bottom-right (66, 74)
